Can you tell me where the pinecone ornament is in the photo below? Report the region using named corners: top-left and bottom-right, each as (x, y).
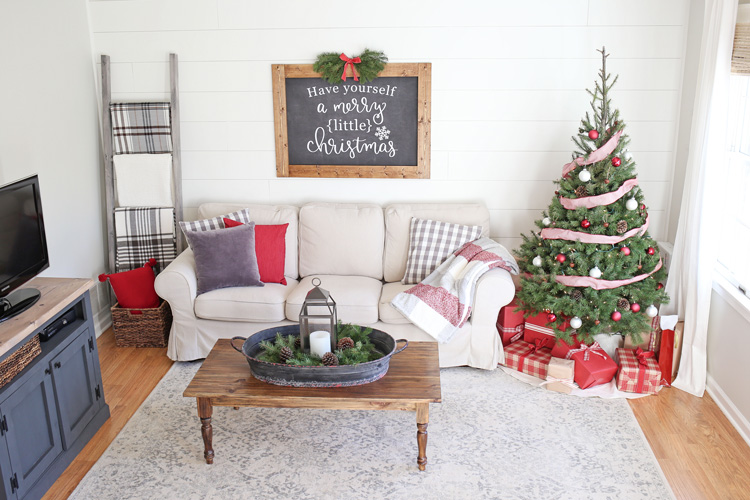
top-left (321, 352), bottom-right (339, 366)
top-left (616, 220), bottom-right (628, 234)
top-left (617, 298), bottom-right (630, 310)
top-left (570, 289), bottom-right (583, 301)
top-left (575, 185), bottom-right (588, 198)
top-left (294, 337), bottom-right (301, 349)
top-left (337, 337), bottom-right (354, 350)
top-left (279, 346), bottom-right (293, 362)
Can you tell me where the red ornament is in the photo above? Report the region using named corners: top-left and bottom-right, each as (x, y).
top-left (631, 303), bottom-right (641, 313)
top-left (604, 179), bottom-right (610, 184)
top-left (611, 157), bottom-right (621, 167)
top-left (580, 219), bottom-right (591, 229)
top-left (588, 129), bottom-right (599, 140)
top-left (603, 222), bottom-right (609, 228)
top-left (594, 319), bottom-right (600, 325)
top-left (641, 204), bottom-right (646, 210)
top-left (611, 311), bottom-right (622, 322)
top-left (556, 253), bottom-right (566, 263)
top-left (647, 247), bottom-right (655, 255)
top-left (657, 283), bottom-right (664, 290)
top-left (547, 313), bottom-right (557, 322)
top-left (620, 246), bottom-right (631, 256)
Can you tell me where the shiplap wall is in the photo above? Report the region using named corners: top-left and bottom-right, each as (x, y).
top-left (87, 0), bottom-right (689, 249)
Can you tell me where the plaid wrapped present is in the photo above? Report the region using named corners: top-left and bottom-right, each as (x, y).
top-left (111, 102), bottom-right (172, 154)
top-left (566, 342), bottom-right (617, 389)
top-left (503, 339), bottom-right (553, 379)
top-left (616, 348), bottom-right (662, 395)
top-left (496, 298), bottom-right (525, 346)
top-left (115, 207), bottom-right (176, 274)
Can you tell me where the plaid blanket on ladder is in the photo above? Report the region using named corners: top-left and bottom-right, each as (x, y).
top-left (110, 102), bottom-right (172, 154)
top-left (115, 207), bottom-right (176, 274)
top-left (391, 237), bottom-right (519, 344)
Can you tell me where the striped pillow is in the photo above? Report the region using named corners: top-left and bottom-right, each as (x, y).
top-left (402, 218), bottom-right (483, 284)
top-left (179, 209), bottom-right (253, 237)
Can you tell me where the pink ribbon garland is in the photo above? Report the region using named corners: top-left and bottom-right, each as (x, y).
top-left (554, 257), bottom-right (663, 290)
top-left (559, 178), bottom-right (639, 210)
top-left (541, 213), bottom-right (650, 245)
top-left (565, 342), bottom-right (606, 361)
top-left (562, 130), bottom-right (623, 178)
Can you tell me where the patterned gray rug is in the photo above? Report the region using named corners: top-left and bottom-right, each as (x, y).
top-left (70, 362), bottom-right (674, 500)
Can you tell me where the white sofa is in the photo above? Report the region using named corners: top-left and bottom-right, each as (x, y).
top-left (155, 202), bottom-right (515, 369)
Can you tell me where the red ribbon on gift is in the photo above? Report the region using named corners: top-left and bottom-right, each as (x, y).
top-left (518, 338), bottom-right (554, 372)
top-left (634, 347), bottom-right (655, 393)
top-left (565, 342), bottom-right (606, 361)
top-left (635, 347), bottom-right (655, 365)
top-left (501, 324), bottom-right (524, 344)
top-left (340, 53), bottom-right (361, 81)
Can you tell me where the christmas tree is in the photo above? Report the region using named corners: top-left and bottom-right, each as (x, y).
top-left (515, 47), bottom-right (669, 343)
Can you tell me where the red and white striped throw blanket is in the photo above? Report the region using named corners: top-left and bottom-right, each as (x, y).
top-left (391, 237), bottom-right (518, 343)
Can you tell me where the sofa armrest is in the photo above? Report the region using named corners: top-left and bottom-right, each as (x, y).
top-left (154, 248), bottom-right (198, 314)
top-left (468, 268), bottom-right (516, 368)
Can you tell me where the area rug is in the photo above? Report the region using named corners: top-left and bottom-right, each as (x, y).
top-left (70, 362), bottom-right (674, 500)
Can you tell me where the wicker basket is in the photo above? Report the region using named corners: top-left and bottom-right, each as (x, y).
top-left (0, 335), bottom-right (41, 389)
top-left (111, 300), bottom-right (172, 348)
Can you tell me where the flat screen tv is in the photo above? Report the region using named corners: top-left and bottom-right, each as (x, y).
top-left (0, 174), bottom-right (50, 323)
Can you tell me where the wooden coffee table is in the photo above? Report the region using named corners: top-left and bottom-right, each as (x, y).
top-left (184, 339), bottom-right (442, 470)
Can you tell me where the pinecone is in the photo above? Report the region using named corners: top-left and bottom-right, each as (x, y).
top-left (279, 346), bottom-right (293, 362)
top-left (570, 289), bottom-right (583, 301)
top-left (337, 337), bottom-right (354, 350)
top-left (294, 337), bottom-right (301, 349)
top-left (321, 352), bottom-right (339, 366)
top-left (617, 298), bottom-right (630, 310)
top-left (575, 185), bottom-right (588, 198)
top-left (616, 220), bottom-right (628, 234)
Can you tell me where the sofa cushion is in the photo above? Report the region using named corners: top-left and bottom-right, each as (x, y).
top-left (298, 203), bottom-right (384, 280)
top-left (378, 282), bottom-right (413, 324)
top-left (286, 275), bottom-right (382, 325)
top-left (383, 204), bottom-right (490, 283)
top-left (195, 279), bottom-right (299, 322)
top-left (199, 203), bottom-right (299, 279)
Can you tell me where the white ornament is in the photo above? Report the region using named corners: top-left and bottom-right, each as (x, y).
top-left (532, 256), bottom-right (543, 267)
top-left (625, 197), bottom-right (638, 211)
top-left (589, 266), bottom-right (602, 279)
top-left (578, 168), bottom-right (591, 182)
top-left (542, 217), bottom-right (551, 226)
top-left (646, 304), bottom-right (658, 318)
top-left (624, 150), bottom-right (633, 161)
top-left (570, 316), bottom-right (582, 329)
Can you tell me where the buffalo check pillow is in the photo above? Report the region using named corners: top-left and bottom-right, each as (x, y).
top-left (179, 209), bottom-right (253, 236)
top-left (402, 217), bottom-right (483, 284)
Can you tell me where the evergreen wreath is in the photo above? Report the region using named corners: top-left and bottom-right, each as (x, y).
top-left (258, 322), bottom-right (385, 366)
top-left (313, 49), bottom-right (388, 84)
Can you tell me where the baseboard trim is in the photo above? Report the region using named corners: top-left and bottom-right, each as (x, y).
top-left (706, 373), bottom-right (750, 448)
top-left (93, 305), bottom-right (111, 338)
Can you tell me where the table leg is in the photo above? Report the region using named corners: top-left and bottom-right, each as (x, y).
top-left (416, 403), bottom-right (429, 471)
top-left (197, 397), bottom-right (214, 464)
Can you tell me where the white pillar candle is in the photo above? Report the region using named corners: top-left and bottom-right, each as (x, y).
top-left (309, 330), bottom-right (331, 358)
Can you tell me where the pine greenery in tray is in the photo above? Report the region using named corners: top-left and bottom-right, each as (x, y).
top-left (258, 322), bottom-right (384, 366)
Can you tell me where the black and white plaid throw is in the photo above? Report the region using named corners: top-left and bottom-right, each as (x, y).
top-left (110, 103), bottom-right (172, 154)
top-left (114, 207), bottom-right (176, 274)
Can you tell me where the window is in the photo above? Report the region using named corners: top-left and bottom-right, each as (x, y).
top-left (719, 75), bottom-right (750, 297)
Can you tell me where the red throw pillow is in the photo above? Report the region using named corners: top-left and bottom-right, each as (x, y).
top-left (98, 259), bottom-right (160, 309)
top-left (223, 218), bottom-right (288, 285)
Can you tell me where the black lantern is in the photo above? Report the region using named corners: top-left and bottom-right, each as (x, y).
top-left (299, 278), bottom-right (337, 357)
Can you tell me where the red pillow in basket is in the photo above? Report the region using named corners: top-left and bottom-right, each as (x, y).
top-left (223, 218), bottom-right (288, 285)
top-left (98, 259), bottom-right (160, 309)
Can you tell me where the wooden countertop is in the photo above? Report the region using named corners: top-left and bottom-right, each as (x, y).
top-left (0, 277), bottom-right (94, 358)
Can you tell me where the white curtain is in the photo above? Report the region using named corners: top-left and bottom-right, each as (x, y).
top-left (663, 0), bottom-right (737, 397)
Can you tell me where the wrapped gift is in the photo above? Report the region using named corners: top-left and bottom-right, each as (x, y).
top-left (496, 298), bottom-right (525, 346)
top-left (542, 357), bottom-right (576, 394)
top-left (566, 343), bottom-right (618, 389)
top-left (657, 315), bottom-right (679, 386)
top-left (671, 321), bottom-right (684, 383)
top-left (503, 340), bottom-right (553, 379)
top-left (525, 312), bottom-right (578, 358)
top-left (616, 348), bottom-right (662, 395)
top-left (623, 316), bottom-right (661, 351)
top-left (551, 336), bottom-right (582, 359)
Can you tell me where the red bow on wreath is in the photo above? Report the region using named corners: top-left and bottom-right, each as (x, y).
top-left (340, 53), bottom-right (361, 81)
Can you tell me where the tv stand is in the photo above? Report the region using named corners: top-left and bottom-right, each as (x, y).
top-left (0, 288), bottom-right (42, 324)
top-left (0, 277), bottom-right (109, 499)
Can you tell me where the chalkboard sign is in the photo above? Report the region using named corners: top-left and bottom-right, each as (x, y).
top-left (272, 63), bottom-right (431, 179)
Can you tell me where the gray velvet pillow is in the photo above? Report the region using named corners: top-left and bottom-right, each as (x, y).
top-left (184, 222), bottom-right (264, 295)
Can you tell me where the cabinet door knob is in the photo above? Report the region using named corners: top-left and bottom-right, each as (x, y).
top-left (54, 362), bottom-right (61, 369)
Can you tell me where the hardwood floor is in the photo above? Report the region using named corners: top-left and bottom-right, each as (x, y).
top-left (42, 329), bottom-right (750, 499)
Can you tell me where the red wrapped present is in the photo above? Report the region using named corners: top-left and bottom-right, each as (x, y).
top-left (616, 348), bottom-right (662, 395)
top-left (524, 312), bottom-right (576, 358)
top-left (550, 336), bottom-right (583, 359)
top-left (566, 343), bottom-right (617, 389)
top-left (503, 339), bottom-right (553, 379)
top-left (496, 298), bottom-right (525, 346)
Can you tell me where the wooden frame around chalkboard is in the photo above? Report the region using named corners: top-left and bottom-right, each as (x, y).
top-left (272, 63), bottom-right (431, 179)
